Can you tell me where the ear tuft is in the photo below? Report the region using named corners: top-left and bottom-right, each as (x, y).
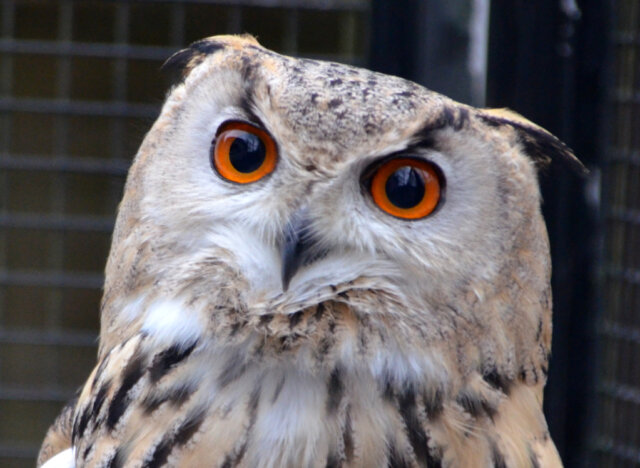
top-left (161, 39), bottom-right (227, 83)
top-left (161, 34), bottom-right (261, 84)
top-left (479, 108), bottom-right (586, 175)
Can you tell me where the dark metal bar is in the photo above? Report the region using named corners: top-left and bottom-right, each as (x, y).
top-left (338, 9), bottom-right (356, 60)
top-left (605, 267), bottom-right (640, 286)
top-left (0, 154), bottom-right (130, 175)
top-left (611, 89), bottom-right (640, 103)
top-left (0, 444), bottom-right (38, 460)
top-left (606, 147), bottom-right (640, 166)
top-left (0, 385), bottom-right (74, 402)
top-left (108, 4), bottom-right (132, 214)
top-left (0, 37), bottom-right (173, 60)
top-left (283, 7), bottom-right (299, 54)
top-left (592, 438), bottom-right (640, 464)
top-left (598, 381), bottom-right (640, 406)
top-left (606, 206), bottom-right (640, 225)
top-left (169, 3), bottom-right (186, 47)
top-left (599, 321), bottom-right (640, 344)
top-left (0, 270), bottom-right (103, 289)
top-left (0, 41), bottom-right (362, 70)
top-left (44, 1), bottom-right (73, 379)
top-left (0, 212), bottom-right (114, 232)
top-left (0, 328), bottom-right (97, 347)
top-left (133, 0), bottom-right (369, 10)
top-left (0, 38), bottom-right (368, 63)
top-left (228, 5), bottom-right (243, 33)
top-left (612, 32), bottom-right (640, 45)
top-left (0, 97), bottom-right (159, 118)
top-left (0, 0), bottom-right (15, 328)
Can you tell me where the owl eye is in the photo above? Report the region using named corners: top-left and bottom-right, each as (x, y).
top-left (212, 121), bottom-right (277, 184)
top-left (369, 157), bottom-right (443, 220)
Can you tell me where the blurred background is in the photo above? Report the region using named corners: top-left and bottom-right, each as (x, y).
top-left (0, 0), bottom-right (634, 467)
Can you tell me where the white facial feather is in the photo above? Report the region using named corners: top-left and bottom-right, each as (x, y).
top-left (141, 299), bottom-right (203, 347)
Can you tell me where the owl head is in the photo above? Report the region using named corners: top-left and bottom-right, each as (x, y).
top-left (99, 35), bottom-right (579, 394)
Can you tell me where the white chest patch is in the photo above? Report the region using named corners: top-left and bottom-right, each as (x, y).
top-left (250, 370), bottom-right (328, 468)
top-left (41, 448), bottom-right (75, 468)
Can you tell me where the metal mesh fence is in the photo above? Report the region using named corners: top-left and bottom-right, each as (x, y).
top-left (0, 1), bottom-right (369, 466)
top-left (594, 0), bottom-right (640, 466)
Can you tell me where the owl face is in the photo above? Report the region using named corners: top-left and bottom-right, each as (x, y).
top-left (101, 35), bottom-right (574, 382)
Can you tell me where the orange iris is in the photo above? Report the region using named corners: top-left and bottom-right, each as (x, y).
top-left (212, 121), bottom-right (277, 184)
top-left (370, 157), bottom-right (442, 220)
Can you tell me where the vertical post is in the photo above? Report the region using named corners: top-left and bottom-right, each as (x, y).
top-left (46, 0), bottom-right (74, 385)
top-left (487, 0), bottom-right (607, 464)
top-left (283, 8), bottom-right (299, 56)
top-left (368, 0), bottom-right (421, 82)
top-left (369, 0), bottom-right (475, 104)
top-left (109, 3), bottom-right (131, 211)
top-left (0, 0), bottom-right (15, 329)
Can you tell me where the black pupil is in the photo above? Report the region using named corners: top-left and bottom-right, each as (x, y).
top-left (229, 132), bottom-right (266, 173)
top-left (385, 166), bottom-right (426, 208)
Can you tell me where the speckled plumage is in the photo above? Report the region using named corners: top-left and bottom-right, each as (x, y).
top-left (38, 35), bottom-right (579, 468)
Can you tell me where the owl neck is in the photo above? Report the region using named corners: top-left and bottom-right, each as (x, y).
top-left (93, 284), bottom-right (553, 466)
top-left (100, 296), bottom-right (551, 468)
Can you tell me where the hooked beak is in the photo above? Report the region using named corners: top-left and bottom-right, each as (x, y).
top-left (281, 208), bottom-right (316, 291)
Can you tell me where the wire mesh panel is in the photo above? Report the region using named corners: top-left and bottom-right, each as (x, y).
top-left (0, 1), bottom-right (369, 466)
top-left (594, 0), bottom-right (640, 466)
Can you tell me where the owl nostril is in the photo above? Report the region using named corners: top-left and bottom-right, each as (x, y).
top-left (281, 208), bottom-right (316, 291)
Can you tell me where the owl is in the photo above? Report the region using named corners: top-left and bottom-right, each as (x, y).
top-left (37, 35), bottom-right (581, 468)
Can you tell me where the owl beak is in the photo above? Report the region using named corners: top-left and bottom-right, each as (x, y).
top-left (281, 208), bottom-right (313, 291)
